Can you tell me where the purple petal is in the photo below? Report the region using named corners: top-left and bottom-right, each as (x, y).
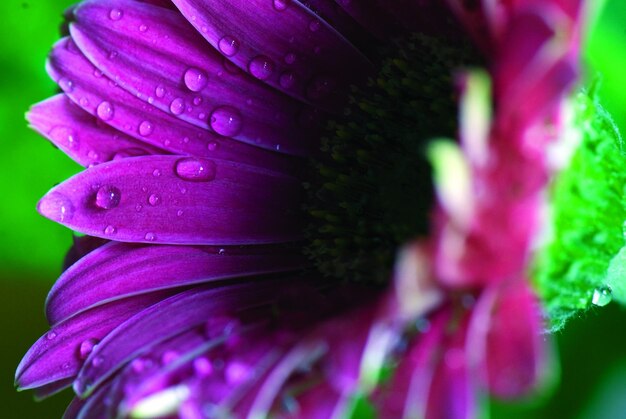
top-left (171, 0), bottom-right (373, 111)
top-left (28, 94), bottom-right (165, 167)
top-left (33, 378), bottom-right (73, 401)
top-left (15, 293), bottom-right (169, 390)
top-left (69, 0), bottom-right (319, 156)
top-left (37, 155), bottom-right (303, 245)
top-left (47, 242), bottom-right (307, 325)
top-left (74, 279), bottom-right (293, 396)
top-left (48, 39), bottom-right (303, 168)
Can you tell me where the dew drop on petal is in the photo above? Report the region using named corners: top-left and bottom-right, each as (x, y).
top-left (113, 148), bottom-right (147, 160)
top-left (92, 356), bottom-right (104, 367)
top-left (139, 24), bottom-right (148, 32)
top-left (193, 96), bottom-right (202, 106)
top-left (309, 20), bottom-right (321, 32)
top-left (58, 78), bottom-right (74, 93)
top-left (135, 204), bottom-right (143, 212)
top-left (95, 185), bottom-right (121, 210)
top-left (193, 357), bottom-right (213, 377)
top-left (161, 350), bottom-right (178, 365)
top-left (155, 84), bottom-right (166, 98)
top-left (279, 72), bottom-right (297, 89)
top-left (177, 210), bottom-right (184, 217)
top-left (218, 36), bottom-right (240, 57)
top-left (145, 232), bottom-right (157, 241)
top-left (96, 101), bottom-right (114, 121)
top-left (152, 169), bottom-right (161, 177)
top-left (109, 8), bottom-right (123, 21)
top-left (248, 56), bottom-right (275, 80)
top-left (175, 157), bottom-right (217, 182)
top-left (184, 67), bottom-right (208, 92)
top-left (46, 331), bottom-right (57, 340)
top-left (592, 286), bottom-right (612, 307)
top-left (273, 0), bottom-right (290, 11)
top-left (138, 120), bottom-right (154, 136)
top-left (38, 192), bottom-right (75, 222)
top-left (209, 106), bottom-right (243, 137)
top-left (49, 126), bottom-right (79, 150)
top-left (79, 338), bottom-right (99, 360)
top-left (169, 98), bottom-right (185, 115)
top-left (148, 194), bottom-right (162, 206)
top-left (104, 225), bottom-right (117, 235)
top-left (284, 53), bottom-right (297, 65)
top-left (207, 142), bottom-right (218, 151)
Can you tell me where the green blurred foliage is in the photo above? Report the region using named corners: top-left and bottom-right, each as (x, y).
top-left (0, 0), bottom-right (625, 418)
top-left (0, 0), bottom-right (80, 281)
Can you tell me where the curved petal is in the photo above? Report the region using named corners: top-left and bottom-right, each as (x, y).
top-left (47, 242), bottom-right (307, 325)
top-left (47, 38), bottom-right (301, 170)
top-left (171, 0), bottom-right (373, 112)
top-left (74, 279), bottom-right (293, 396)
top-left (15, 292), bottom-right (169, 390)
top-left (468, 280), bottom-right (548, 399)
top-left (28, 94), bottom-right (165, 167)
top-left (70, 0), bottom-right (319, 156)
top-left (37, 155), bottom-right (304, 245)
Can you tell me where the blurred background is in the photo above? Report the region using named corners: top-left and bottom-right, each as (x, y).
top-left (0, 0), bottom-right (625, 417)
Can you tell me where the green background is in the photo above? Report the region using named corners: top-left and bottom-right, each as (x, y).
top-left (0, 1), bottom-right (625, 417)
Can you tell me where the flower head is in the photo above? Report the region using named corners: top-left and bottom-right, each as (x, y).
top-left (17, 0), bottom-right (587, 417)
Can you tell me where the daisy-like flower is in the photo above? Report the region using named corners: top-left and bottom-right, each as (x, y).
top-left (17, 0), bottom-right (587, 417)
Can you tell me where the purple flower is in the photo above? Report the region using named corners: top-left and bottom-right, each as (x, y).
top-left (17, 0), bottom-right (585, 417)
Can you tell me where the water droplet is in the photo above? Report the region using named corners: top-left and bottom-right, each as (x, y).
top-left (218, 36), bottom-right (240, 57)
top-left (94, 69), bottom-right (104, 78)
top-left (177, 210), bottom-right (184, 217)
top-left (108, 50), bottom-right (118, 60)
top-left (49, 126), bottom-right (79, 150)
top-left (226, 362), bottom-right (249, 384)
top-left (38, 192), bottom-right (74, 222)
top-left (138, 24), bottom-right (148, 32)
top-left (92, 356), bottom-right (104, 367)
top-left (148, 193), bottom-right (162, 206)
top-left (155, 84), bottom-right (166, 98)
top-left (193, 96), bottom-right (202, 106)
top-left (138, 120), bottom-right (154, 136)
top-left (109, 8), bottom-right (123, 21)
top-left (248, 56), bottom-right (275, 80)
top-left (273, 0), bottom-right (290, 10)
top-left (145, 232), bottom-right (157, 241)
top-left (79, 338), bottom-right (99, 360)
top-left (104, 225), bottom-right (117, 235)
top-left (175, 157), bottom-right (217, 182)
top-left (193, 357), bottom-right (213, 377)
top-left (58, 78), bottom-right (74, 93)
top-left (279, 72), bottom-right (297, 89)
top-left (96, 101), bottom-right (114, 121)
top-left (95, 185), bottom-right (121, 209)
top-left (592, 286), bottom-right (612, 307)
top-left (79, 97), bottom-right (89, 107)
top-left (161, 350), bottom-right (178, 365)
top-left (113, 148), bottom-right (146, 160)
top-left (152, 169), bottom-right (161, 177)
top-left (209, 106), bottom-right (243, 137)
top-left (46, 331), bottom-right (57, 340)
top-left (218, 248), bottom-right (226, 255)
top-left (284, 52), bottom-right (297, 64)
top-left (135, 204), bottom-right (143, 212)
top-left (180, 187), bottom-right (188, 195)
top-left (307, 76), bottom-right (335, 100)
top-left (169, 97), bottom-right (185, 115)
top-left (147, 96), bottom-right (155, 104)
top-left (184, 67), bottom-right (208, 92)
top-left (207, 142), bottom-right (218, 151)
top-left (309, 20), bottom-right (321, 32)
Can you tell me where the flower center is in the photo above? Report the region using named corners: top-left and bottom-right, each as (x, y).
top-left (305, 34), bottom-right (477, 282)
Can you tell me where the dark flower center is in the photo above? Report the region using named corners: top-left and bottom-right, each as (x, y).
top-left (305, 34), bottom-right (477, 282)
